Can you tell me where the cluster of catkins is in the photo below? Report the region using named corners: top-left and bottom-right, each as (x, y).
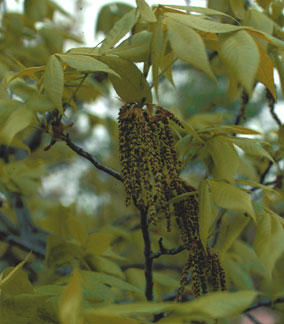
top-left (118, 102), bottom-right (226, 298)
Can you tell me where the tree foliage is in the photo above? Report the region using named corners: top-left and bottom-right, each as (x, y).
top-left (0, 0), bottom-right (284, 323)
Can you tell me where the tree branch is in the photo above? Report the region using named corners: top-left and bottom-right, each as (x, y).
top-left (0, 225), bottom-right (46, 258)
top-left (266, 88), bottom-right (281, 127)
top-left (244, 297), bottom-right (284, 313)
top-left (234, 90), bottom-right (249, 126)
top-left (139, 206), bottom-right (154, 301)
top-left (244, 312), bottom-right (263, 324)
top-left (63, 134), bottom-right (122, 182)
top-left (151, 238), bottom-right (185, 259)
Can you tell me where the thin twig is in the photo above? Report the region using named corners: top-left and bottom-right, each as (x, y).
top-left (151, 238), bottom-right (185, 259)
top-left (63, 134), bottom-right (122, 182)
top-left (234, 90), bottom-right (249, 126)
top-left (244, 312), bottom-right (263, 324)
top-left (244, 297), bottom-right (284, 312)
top-left (266, 88), bottom-right (281, 127)
top-left (0, 226), bottom-right (46, 258)
top-left (259, 161), bottom-right (273, 185)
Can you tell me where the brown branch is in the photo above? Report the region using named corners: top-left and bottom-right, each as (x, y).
top-left (266, 88), bottom-right (281, 127)
top-left (139, 205), bottom-right (154, 301)
top-left (151, 238), bottom-right (185, 259)
top-left (244, 313), bottom-right (263, 324)
top-left (234, 90), bottom-right (249, 126)
top-left (0, 226), bottom-right (46, 258)
top-left (244, 297), bottom-right (284, 313)
top-left (63, 134), bottom-right (123, 182)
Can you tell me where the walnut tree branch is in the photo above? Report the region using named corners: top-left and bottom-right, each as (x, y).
top-left (151, 238), bottom-right (185, 259)
top-left (63, 134), bottom-right (122, 182)
top-left (244, 297), bottom-right (284, 313)
top-left (139, 205), bottom-right (154, 301)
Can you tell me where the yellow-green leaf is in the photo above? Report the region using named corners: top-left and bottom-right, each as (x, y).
top-left (229, 0), bottom-right (245, 19)
top-left (199, 180), bottom-right (216, 250)
top-left (100, 8), bottom-right (138, 52)
top-left (207, 180), bottom-right (255, 220)
top-left (228, 136), bottom-right (274, 162)
top-left (136, 0), bottom-right (156, 23)
top-left (219, 30), bottom-right (259, 95)
top-left (165, 16), bottom-right (217, 82)
top-left (206, 135), bottom-right (239, 181)
top-left (165, 12), bottom-right (241, 33)
top-left (151, 15), bottom-right (164, 100)
top-left (178, 290), bottom-right (258, 318)
top-left (108, 31), bottom-right (151, 62)
top-left (163, 5), bottom-right (237, 22)
top-left (57, 54), bottom-right (119, 77)
top-left (0, 252), bottom-right (31, 289)
top-left (254, 210), bottom-right (284, 278)
top-left (81, 270), bottom-right (143, 293)
top-left (86, 313), bottom-right (140, 324)
top-left (254, 39), bottom-right (276, 100)
top-left (0, 105), bottom-right (33, 145)
top-left (59, 268), bottom-right (82, 324)
top-left (44, 55), bottom-right (64, 113)
top-left (215, 211), bottom-right (250, 258)
top-left (10, 66), bottom-right (45, 82)
top-left (86, 233), bottom-right (114, 256)
top-left (99, 56), bottom-right (152, 103)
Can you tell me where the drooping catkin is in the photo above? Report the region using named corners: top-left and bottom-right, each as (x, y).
top-left (118, 102), bottom-right (226, 299)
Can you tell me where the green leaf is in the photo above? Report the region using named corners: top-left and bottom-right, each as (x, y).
top-left (206, 135), bottom-right (239, 181)
top-left (224, 255), bottom-right (255, 290)
top-left (136, 0), bottom-right (156, 23)
top-left (232, 240), bottom-right (267, 276)
top-left (254, 39), bottom-right (276, 100)
top-left (0, 253), bottom-right (31, 289)
top-left (0, 294), bottom-right (51, 324)
top-left (44, 55), bottom-right (64, 114)
top-left (165, 16), bottom-right (217, 82)
top-left (100, 8), bottom-right (138, 52)
top-left (215, 212), bottom-right (250, 258)
top-left (81, 270), bottom-right (143, 294)
top-left (229, 0), bottom-right (245, 19)
top-left (24, 0), bottom-right (48, 21)
top-left (59, 269), bottom-right (82, 324)
top-left (199, 125), bottom-right (261, 135)
top-left (57, 54), bottom-right (120, 77)
top-left (108, 31), bottom-right (151, 62)
top-left (26, 93), bottom-right (54, 112)
top-left (207, 180), bottom-right (255, 220)
top-left (168, 191), bottom-right (198, 205)
top-left (99, 56), bottom-right (152, 103)
top-left (228, 136), bottom-right (274, 162)
top-left (86, 313), bottom-right (140, 324)
top-left (10, 66), bottom-right (45, 82)
top-left (45, 235), bottom-right (83, 268)
top-left (182, 122), bottom-right (204, 143)
top-left (163, 5), bottom-right (237, 21)
top-left (0, 105), bottom-right (33, 145)
top-left (178, 291), bottom-right (258, 318)
top-left (254, 210), bottom-right (284, 278)
top-left (151, 15), bottom-right (164, 100)
top-left (85, 233), bottom-right (114, 256)
top-left (236, 179), bottom-right (281, 197)
top-left (165, 12), bottom-right (241, 33)
top-left (199, 180), bottom-right (216, 250)
top-left (218, 30), bottom-right (260, 94)
top-left (67, 214), bottom-right (88, 246)
top-left (1, 269), bottom-right (34, 297)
